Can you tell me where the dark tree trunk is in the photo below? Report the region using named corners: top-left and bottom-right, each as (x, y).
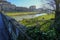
top-left (55, 0), bottom-right (60, 33)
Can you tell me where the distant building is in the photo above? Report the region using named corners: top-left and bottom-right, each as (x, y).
top-left (0, 0), bottom-right (40, 12)
top-left (29, 6), bottom-right (36, 12)
top-left (16, 7), bottom-right (29, 12)
top-left (0, 0), bottom-right (16, 12)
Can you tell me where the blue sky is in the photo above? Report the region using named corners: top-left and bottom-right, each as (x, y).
top-left (7, 0), bottom-right (44, 8)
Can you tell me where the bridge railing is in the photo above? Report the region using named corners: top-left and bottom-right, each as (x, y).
top-left (1, 13), bottom-right (33, 40)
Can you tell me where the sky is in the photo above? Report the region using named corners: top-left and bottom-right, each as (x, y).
top-left (7, 0), bottom-right (44, 8)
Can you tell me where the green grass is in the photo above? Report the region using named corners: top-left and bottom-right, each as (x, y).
top-left (20, 13), bottom-right (55, 26)
top-left (5, 12), bottom-right (38, 16)
top-left (20, 13), bottom-right (55, 31)
top-left (34, 13), bottom-right (55, 20)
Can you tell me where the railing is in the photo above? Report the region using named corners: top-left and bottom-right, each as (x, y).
top-left (1, 13), bottom-right (33, 40)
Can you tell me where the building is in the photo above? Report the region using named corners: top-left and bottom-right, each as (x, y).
top-left (0, 0), bottom-right (38, 12)
top-left (29, 6), bottom-right (36, 12)
top-left (0, 0), bottom-right (16, 12)
top-left (0, 0), bottom-right (29, 12)
top-left (16, 7), bottom-right (29, 12)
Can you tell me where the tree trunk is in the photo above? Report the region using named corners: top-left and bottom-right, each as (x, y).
top-left (55, 0), bottom-right (60, 33)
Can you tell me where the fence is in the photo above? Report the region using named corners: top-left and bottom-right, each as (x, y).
top-left (1, 13), bottom-right (32, 40)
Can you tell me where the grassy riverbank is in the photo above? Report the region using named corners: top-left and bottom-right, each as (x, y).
top-left (20, 14), bottom-right (55, 25)
top-left (19, 13), bottom-right (55, 31)
top-left (5, 12), bottom-right (39, 16)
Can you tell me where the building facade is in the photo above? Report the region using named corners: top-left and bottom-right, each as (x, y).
top-left (29, 6), bottom-right (36, 12)
top-left (0, 0), bottom-right (16, 12)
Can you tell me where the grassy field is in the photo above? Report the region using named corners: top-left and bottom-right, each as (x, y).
top-left (5, 12), bottom-right (39, 16)
top-left (20, 13), bottom-right (55, 25)
top-left (33, 13), bottom-right (55, 20)
top-left (20, 13), bottom-right (55, 31)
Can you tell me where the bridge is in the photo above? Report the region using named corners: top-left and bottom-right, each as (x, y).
top-left (0, 12), bottom-right (32, 40)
